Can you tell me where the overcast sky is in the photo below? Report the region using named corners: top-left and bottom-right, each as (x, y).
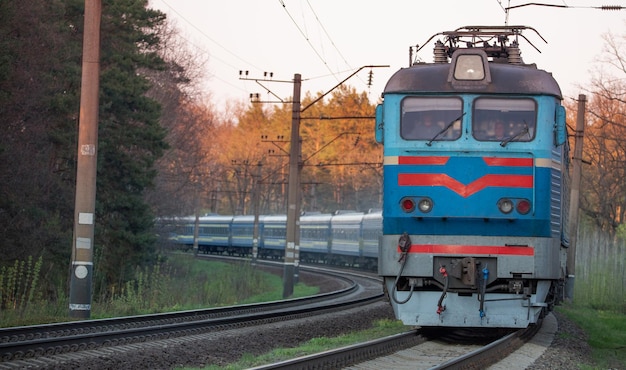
top-left (149, 0), bottom-right (626, 108)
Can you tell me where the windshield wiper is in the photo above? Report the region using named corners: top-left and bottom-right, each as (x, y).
top-left (500, 122), bottom-right (530, 147)
top-left (426, 113), bottom-right (465, 146)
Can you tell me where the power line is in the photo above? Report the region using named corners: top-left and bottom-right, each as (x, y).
top-left (504, 1), bottom-right (626, 12)
top-left (277, 0), bottom-right (340, 82)
top-left (156, 0), bottom-right (265, 96)
top-left (305, 0), bottom-right (353, 72)
top-left (304, 1), bottom-right (372, 90)
top-left (497, 1), bottom-right (626, 24)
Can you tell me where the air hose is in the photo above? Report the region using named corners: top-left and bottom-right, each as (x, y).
top-left (479, 265), bottom-right (489, 318)
top-left (437, 266), bottom-right (448, 314)
top-left (391, 233), bottom-right (414, 304)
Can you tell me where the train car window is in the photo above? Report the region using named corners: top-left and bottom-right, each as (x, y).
top-left (401, 97), bottom-right (463, 141)
top-left (203, 226), bottom-right (228, 236)
top-left (472, 98), bottom-right (536, 142)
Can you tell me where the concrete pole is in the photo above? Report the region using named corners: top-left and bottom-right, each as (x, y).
top-left (252, 161), bottom-right (262, 265)
top-left (69, 0), bottom-right (101, 319)
top-left (193, 210), bottom-right (200, 257)
top-left (283, 74), bottom-right (301, 298)
top-left (566, 94), bottom-right (586, 300)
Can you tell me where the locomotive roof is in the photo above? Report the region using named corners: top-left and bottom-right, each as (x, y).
top-left (383, 61), bottom-right (562, 98)
top-left (385, 26), bottom-right (562, 98)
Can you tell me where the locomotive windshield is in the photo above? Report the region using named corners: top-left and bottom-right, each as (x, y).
top-left (400, 97), bottom-right (463, 141)
top-left (472, 98), bottom-right (536, 142)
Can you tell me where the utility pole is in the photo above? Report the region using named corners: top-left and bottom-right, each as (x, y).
top-left (241, 66), bottom-right (388, 298)
top-left (283, 74), bottom-right (301, 298)
top-left (193, 206), bottom-right (200, 257)
top-left (566, 94), bottom-right (586, 300)
top-left (252, 161), bottom-right (262, 265)
top-left (69, 0), bottom-right (101, 319)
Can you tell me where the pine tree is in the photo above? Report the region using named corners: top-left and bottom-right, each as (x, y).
top-left (94, 0), bottom-right (168, 290)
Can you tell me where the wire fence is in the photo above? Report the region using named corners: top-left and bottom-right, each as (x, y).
top-left (574, 224), bottom-right (626, 313)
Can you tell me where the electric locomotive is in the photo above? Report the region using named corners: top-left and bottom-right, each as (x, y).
top-left (375, 26), bottom-right (569, 328)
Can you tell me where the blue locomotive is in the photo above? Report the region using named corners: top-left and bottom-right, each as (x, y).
top-left (167, 210), bottom-right (381, 269)
top-left (375, 26), bottom-right (569, 328)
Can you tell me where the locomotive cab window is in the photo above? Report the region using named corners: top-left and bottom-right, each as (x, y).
top-left (472, 98), bottom-right (537, 143)
top-left (401, 97), bottom-right (463, 141)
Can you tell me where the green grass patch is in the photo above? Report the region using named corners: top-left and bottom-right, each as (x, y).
top-left (558, 304), bottom-right (626, 369)
top-left (1, 254), bottom-right (319, 327)
top-left (90, 255), bottom-right (319, 318)
top-left (185, 319), bottom-right (408, 370)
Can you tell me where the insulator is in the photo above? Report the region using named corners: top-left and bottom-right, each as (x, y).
top-left (507, 41), bottom-right (522, 64)
top-left (433, 41), bottom-right (448, 63)
top-left (600, 5), bottom-right (623, 10)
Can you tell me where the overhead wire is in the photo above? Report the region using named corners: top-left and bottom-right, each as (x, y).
top-left (503, 1), bottom-right (626, 12)
top-left (303, 0), bottom-right (371, 91)
top-left (280, 0), bottom-right (373, 93)
top-left (156, 0), bottom-right (265, 94)
top-left (277, 0), bottom-right (341, 83)
top-left (305, 0), bottom-right (353, 72)
top-left (159, 0), bottom-right (262, 71)
top-left (157, 0), bottom-right (375, 99)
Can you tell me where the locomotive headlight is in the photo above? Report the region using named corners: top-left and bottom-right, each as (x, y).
top-left (448, 49), bottom-right (491, 87)
top-left (497, 198), bottom-right (514, 214)
top-left (454, 54), bottom-right (485, 80)
top-left (517, 199), bottom-right (531, 214)
top-left (400, 197), bottom-right (416, 213)
top-left (417, 198), bottom-right (433, 213)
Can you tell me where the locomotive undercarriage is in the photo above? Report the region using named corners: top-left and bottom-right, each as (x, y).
top-left (386, 277), bottom-right (555, 328)
top-left (385, 253), bottom-right (561, 328)
top-left (394, 256), bottom-right (535, 295)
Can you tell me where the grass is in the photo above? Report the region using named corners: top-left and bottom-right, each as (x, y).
top-left (179, 304), bottom-right (625, 370)
top-left (93, 255), bottom-right (320, 318)
top-left (558, 304), bottom-right (626, 369)
top-left (0, 254), bottom-right (319, 327)
top-left (187, 318), bottom-right (408, 370)
top-left (2, 229), bottom-right (625, 370)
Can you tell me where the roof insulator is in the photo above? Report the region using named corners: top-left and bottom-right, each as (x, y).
top-left (433, 40), bottom-right (448, 63)
top-left (507, 41), bottom-right (523, 64)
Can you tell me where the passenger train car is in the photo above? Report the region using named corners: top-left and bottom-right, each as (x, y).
top-left (375, 26), bottom-right (570, 329)
top-left (166, 210), bottom-right (381, 269)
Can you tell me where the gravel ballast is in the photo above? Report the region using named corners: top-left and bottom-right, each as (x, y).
top-left (39, 303), bottom-right (594, 370)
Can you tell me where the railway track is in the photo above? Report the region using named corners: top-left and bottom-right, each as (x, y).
top-left (0, 258), bottom-right (556, 369)
top-left (249, 313), bottom-right (557, 369)
top-left (0, 264), bottom-right (382, 368)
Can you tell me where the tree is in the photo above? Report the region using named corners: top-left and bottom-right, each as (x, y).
top-left (92, 0), bottom-right (169, 291)
top-left (207, 85), bottom-right (384, 215)
top-left (0, 0), bottom-right (83, 285)
top-left (577, 31), bottom-right (626, 234)
top-left (297, 85), bottom-right (381, 212)
top-left (0, 0), bottom-right (176, 296)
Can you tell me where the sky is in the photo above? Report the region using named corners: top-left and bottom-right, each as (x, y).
top-left (148, 0), bottom-right (626, 110)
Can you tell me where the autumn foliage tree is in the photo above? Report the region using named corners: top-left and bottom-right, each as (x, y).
top-left (575, 31), bottom-right (626, 234)
top-left (155, 84), bottom-right (383, 218)
top-left (0, 0), bottom-right (381, 302)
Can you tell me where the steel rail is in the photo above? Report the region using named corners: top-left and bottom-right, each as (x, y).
top-left (248, 318), bottom-right (542, 369)
top-left (1, 265), bottom-right (382, 362)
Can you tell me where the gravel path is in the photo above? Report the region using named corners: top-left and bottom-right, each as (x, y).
top-left (527, 310), bottom-right (594, 369)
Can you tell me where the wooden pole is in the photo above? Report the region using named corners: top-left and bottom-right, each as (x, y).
top-left (283, 74), bottom-right (301, 298)
top-left (69, 0), bottom-right (101, 319)
top-left (566, 94), bottom-right (586, 300)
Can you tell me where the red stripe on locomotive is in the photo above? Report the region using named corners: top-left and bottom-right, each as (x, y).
top-left (483, 157), bottom-right (533, 167)
top-left (397, 173), bottom-right (533, 197)
top-left (398, 156), bottom-right (450, 165)
top-left (398, 244), bottom-right (535, 256)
